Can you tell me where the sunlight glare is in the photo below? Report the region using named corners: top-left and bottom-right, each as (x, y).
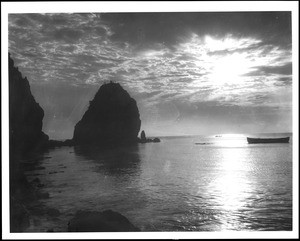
top-left (182, 34), bottom-right (257, 87)
top-left (205, 35), bottom-right (238, 52)
top-left (209, 148), bottom-right (252, 230)
top-left (210, 53), bottom-right (249, 85)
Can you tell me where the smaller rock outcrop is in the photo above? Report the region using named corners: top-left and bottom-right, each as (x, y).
top-left (140, 130), bottom-right (146, 142)
top-left (138, 130), bottom-right (161, 143)
top-left (68, 210), bottom-right (140, 232)
top-left (152, 137), bottom-right (161, 143)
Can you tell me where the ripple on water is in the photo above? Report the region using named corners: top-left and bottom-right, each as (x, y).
top-left (23, 136), bottom-right (292, 232)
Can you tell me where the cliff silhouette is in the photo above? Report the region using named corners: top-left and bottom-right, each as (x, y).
top-left (9, 53), bottom-right (49, 231)
top-left (9, 54), bottom-right (49, 157)
top-left (73, 82), bottom-right (141, 146)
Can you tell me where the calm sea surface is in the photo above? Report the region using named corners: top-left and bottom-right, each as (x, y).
top-left (24, 134), bottom-right (293, 232)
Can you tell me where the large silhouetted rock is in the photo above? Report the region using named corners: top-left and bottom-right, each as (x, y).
top-left (73, 82), bottom-right (141, 146)
top-left (9, 54), bottom-right (49, 157)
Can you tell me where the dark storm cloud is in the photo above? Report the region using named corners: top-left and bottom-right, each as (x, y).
top-left (259, 63), bottom-right (292, 75)
top-left (102, 12), bottom-right (291, 49)
top-left (103, 13), bottom-right (188, 48)
top-left (245, 62), bottom-right (292, 78)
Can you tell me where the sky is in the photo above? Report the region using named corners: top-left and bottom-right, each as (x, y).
top-left (8, 11), bottom-right (293, 139)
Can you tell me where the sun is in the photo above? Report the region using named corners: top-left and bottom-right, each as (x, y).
top-left (209, 53), bottom-right (249, 86)
top-left (201, 35), bottom-right (254, 86)
top-left (180, 34), bottom-right (258, 88)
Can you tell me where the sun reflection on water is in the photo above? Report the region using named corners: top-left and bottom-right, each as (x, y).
top-left (209, 147), bottom-right (253, 230)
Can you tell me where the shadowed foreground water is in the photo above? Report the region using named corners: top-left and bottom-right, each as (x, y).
top-left (24, 134), bottom-right (292, 232)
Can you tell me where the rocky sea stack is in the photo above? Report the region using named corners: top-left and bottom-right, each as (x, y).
top-left (73, 82), bottom-right (141, 146)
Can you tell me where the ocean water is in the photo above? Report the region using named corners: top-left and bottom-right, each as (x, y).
top-left (23, 133), bottom-right (293, 232)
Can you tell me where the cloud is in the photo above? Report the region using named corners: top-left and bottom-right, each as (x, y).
top-left (52, 28), bottom-right (84, 42)
top-left (273, 76), bottom-right (292, 87)
top-left (258, 62), bottom-right (292, 75)
top-left (244, 62), bottom-right (292, 85)
top-left (8, 12), bottom-right (293, 137)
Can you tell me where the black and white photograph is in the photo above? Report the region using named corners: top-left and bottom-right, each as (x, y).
top-left (2, 1), bottom-right (299, 239)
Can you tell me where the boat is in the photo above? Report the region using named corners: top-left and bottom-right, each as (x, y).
top-left (247, 137), bottom-right (290, 144)
top-left (195, 142), bottom-right (212, 145)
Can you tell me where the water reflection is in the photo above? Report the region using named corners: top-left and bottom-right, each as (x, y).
top-left (73, 144), bottom-right (142, 176)
top-left (208, 147), bottom-right (253, 230)
top-left (21, 135), bottom-right (292, 232)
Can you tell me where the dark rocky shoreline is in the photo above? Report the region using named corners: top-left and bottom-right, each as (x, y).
top-left (9, 54), bottom-right (154, 232)
top-left (11, 152), bottom-right (141, 232)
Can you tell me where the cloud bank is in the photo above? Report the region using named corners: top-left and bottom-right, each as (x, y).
top-left (9, 12), bottom-right (292, 138)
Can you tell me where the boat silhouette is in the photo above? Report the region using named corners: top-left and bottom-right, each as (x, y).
top-left (247, 137), bottom-right (289, 144)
